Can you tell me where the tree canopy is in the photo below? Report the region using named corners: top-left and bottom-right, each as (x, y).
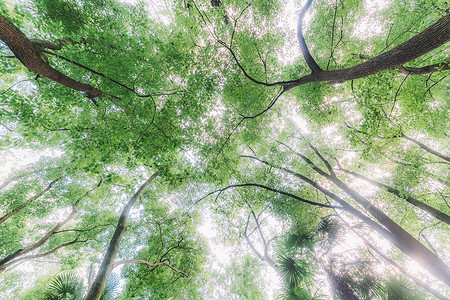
top-left (0, 0), bottom-right (449, 299)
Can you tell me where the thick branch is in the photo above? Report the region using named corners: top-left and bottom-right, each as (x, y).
top-left (0, 14), bottom-right (105, 99)
top-left (283, 13), bottom-right (450, 90)
top-left (400, 61), bottom-right (450, 75)
top-left (85, 172), bottom-right (159, 300)
top-left (113, 259), bottom-right (189, 277)
top-left (297, 0), bottom-right (322, 73)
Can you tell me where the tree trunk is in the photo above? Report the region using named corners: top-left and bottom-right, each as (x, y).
top-left (0, 178), bottom-right (61, 225)
top-left (0, 14), bottom-right (105, 99)
top-left (336, 215), bottom-right (449, 300)
top-left (327, 174), bottom-right (450, 285)
top-left (243, 155), bottom-right (450, 285)
top-left (340, 168), bottom-right (450, 224)
top-left (85, 172), bottom-right (158, 300)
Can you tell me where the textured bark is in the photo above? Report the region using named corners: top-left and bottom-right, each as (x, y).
top-left (340, 168), bottom-right (450, 224)
top-left (0, 14), bottom-right (104, 99)
top-left (0, 178), bottom-right (61, 225)
top-left (0, 205), bottom-right (77, 271)
top-left (85, 172), bottom-right (159, 300)
top-left (283, 13), bottom-right (450, 90)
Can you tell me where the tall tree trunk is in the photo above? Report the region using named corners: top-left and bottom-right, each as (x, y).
top-left (0, 14), bottom-right (105, 99)
top-left (339, 168), bottom-right (450, 224)
top-left (85, 172), bottom-right (159, 300)
top-left (0, 178), bottom-right (61, 225)
top-left (243, 155), bottom-right (450, 285)
top-left (335, 214), bottom-right (449, 300)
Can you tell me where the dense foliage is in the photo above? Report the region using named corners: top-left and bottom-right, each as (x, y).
top-left (0, 0), bottom-right (449, 299)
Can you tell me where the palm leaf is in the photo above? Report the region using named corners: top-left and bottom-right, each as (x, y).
top-left (278, 255), bottom-right (312, 288)
top-left (42, 273), bottom-right (83, 300)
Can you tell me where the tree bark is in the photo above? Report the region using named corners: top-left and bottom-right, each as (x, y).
top-left (0, 14), bottom-right (105, 99)
top-left (399, 61), bottom-right (450, 75)
top-left (339, 168), bottom-right (450, 224)
top-left (0, 177), bottom-right (61, 225)
top-left (85, 172), bottom-right (159, 300)
top-left (283, 13), bottom-right (450, 90)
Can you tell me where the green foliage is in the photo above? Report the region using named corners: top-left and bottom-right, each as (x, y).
top-left (1, 0), bottom-right (449, 298)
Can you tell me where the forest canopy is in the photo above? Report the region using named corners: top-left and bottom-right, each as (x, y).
top-left (0, 0), bottom-right (449, 299)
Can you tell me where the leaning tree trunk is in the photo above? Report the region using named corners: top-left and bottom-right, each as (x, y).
top-left (85, 172), bottom-right (158, 300)
top-left (243, 155), bottom-right (450, 286)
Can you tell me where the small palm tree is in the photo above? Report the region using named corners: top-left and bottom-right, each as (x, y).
top-left (42, 273), bottom-right (83, 300)
top-left (42, 272), bottom-right (120, 300)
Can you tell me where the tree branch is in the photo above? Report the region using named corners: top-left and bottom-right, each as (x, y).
top-left (297, 0), bottom-right (322, 73)
top-left (0, 205), bottom-right (77, 271)
top-left (0, 14), bottom-right (105, 101)
top-left (0, 177), bottom-right (62, 225)
top-left (338, 167), bottom-right (450, 224)
top-left (113, 259), bottom-right (189, 277)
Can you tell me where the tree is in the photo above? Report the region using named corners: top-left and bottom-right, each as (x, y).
top-left (1, 0), bottom-right (449, 298)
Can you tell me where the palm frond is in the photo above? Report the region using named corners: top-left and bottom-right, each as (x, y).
top-left (278, 255), bottom-right (312, 288)
top-left (42, 273), bottom-right (83, 300)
